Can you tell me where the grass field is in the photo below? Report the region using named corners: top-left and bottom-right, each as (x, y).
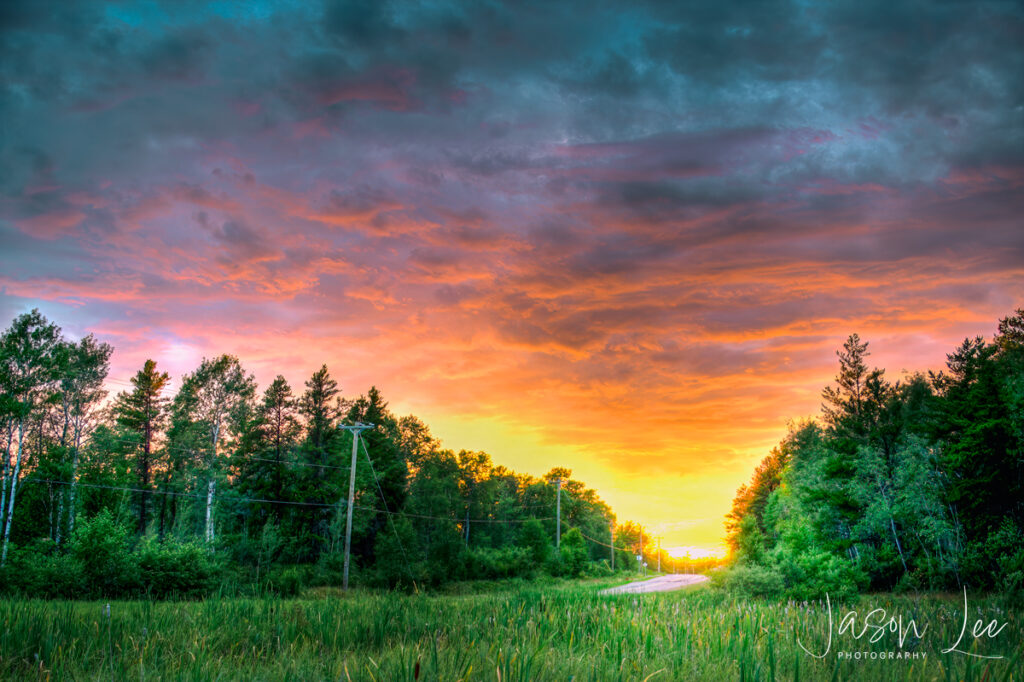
top-left (0, 580), bottom-right (1019, 681)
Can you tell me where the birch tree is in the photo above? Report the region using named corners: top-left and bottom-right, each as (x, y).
top-left (54, 335), bottom-right (112, 542)
top-left (171, 355), bottom-right (255, 545)
top-left (0, 310), bottom-right (62, 565)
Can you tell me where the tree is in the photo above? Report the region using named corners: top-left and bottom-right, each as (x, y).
top-left (293, 366), bottom-right (344, 559)
top-left (54, 334), bottom-right (112, 542)
top-left (559, 527), bottom-right (588, 576)
top-left (996, 308), bottom-right (1024, 351)
top-left (298, 365), bottom-right (342, 476)
top-left (234, 375), bottom-right (301, 524)
top-left (404, 447), bottom-right (464, 583)
top-left (170, 355), bottom-right (255, 545)
top-left (0, 310), bottom-right (62, 565)
top-left (519, 517), bottom-right (551, 564)
top-left (345, 387), bottom-right (407, 566)
top-left (726, 444), bottom-right (789, 555)
top-left (397, 415), bottom-right (440, 472)
top-left (458, 450), bottom-right (492, 546)
top-left (113, 360), bottom-right (169, 535)
top-left (821, 333), bottom-right (889, 449)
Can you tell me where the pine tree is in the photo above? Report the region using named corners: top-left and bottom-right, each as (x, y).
top-left (113, 360), bottom-right (169, 535)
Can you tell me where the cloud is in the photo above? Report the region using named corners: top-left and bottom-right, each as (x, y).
top-left (1, 0), bottom-right (1022, 551)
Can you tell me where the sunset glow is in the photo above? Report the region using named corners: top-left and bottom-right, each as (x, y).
top-left (665, 546), bottom-right (727, 561)
top-left (2, 1), bottom-right (1022, 556)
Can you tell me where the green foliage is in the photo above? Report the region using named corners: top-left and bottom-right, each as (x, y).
top-left (984, 519), bottom-right (1024, 599)
top-left (69, 509), bottom-right (138, 597)
top-left (584, 559), bottom-right (614, 577)
top-left (266, 566), bottom-right (307, 597)
top-left (733, 515), bottom-right (767, 564)
top-left (770, 544), bottom-right (864, 601)
top-left (559, 528), bottom-right (588, 577)
top-left (136, 538), bottom-right (220, 599)
top-left (518, 518), bottom-right (551, 564)
top-left (0, 513), bottom-right (221, 600)
top-left (113, 359), bottom-right (169, 535)
top-left (0, 540), bottom-right (83, 598)
top-left (371, 515), bottom-right (421, 587)
top-left (726, 309), bottom-right (1024, 600)
top-left (466, 546), bottom-right (531, 579)
top-left (713, 563), bottom-right (784, 597)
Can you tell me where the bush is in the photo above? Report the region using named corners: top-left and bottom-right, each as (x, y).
top-left (988, 520), bottom-right (1024, 602)
top-left (465, 547), bottom-right (531, 579)
top-left (771, 546), bottom-right (864, 602)
top-left (266, 566), bottom-right (306, 597)
top-left (584, 559), bottom-right (613, 578)
top-left (136, 538), bottom-right (220, 599)
top-left (315, 551), bottom-right (347, 586)
top-left (0, 540), bottom-right (84, 598)
top-left (518, 519), bottom-right (552, 564)
top-left (559, 528), bottom-right (588, 577)
top-left (0, 515), bottom-right (224, 600)
top-left (714, 563), bottom-right (785, 597)
top-left (70, 509), bottom-right (138, 597)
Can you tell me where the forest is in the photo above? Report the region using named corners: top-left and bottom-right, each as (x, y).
top-left (724, 309), bottom-right (1024, 600)
top-left (0, 310), bottom-right (698, 599)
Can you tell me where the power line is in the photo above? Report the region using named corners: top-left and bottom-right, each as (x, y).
top-left (26, 477), bottom-right (342, 508)
top-left (11, 427), bottom-right (558, 512)
top-left (22, 477), bottom-right (557, 524)
top-left (563, 521), bottom-right (616, 549)
top-left (359, 431), bottom-right (413, 577)
top-left (31, 426), bottom-right (355, 471)
top-left (239, 454), bottom-right (351, 472)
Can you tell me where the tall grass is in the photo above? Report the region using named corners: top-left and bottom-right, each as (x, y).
top-left (0, 583), bottom-right (1019, 680)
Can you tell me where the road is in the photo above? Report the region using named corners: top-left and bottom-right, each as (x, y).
top-left (599, 573), bottom-right (709, 595)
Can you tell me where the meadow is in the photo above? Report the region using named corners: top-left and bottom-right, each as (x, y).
top-left (0, 580), bottom-right (1019, 681)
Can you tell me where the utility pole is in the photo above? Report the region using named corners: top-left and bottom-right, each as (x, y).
top-left (657, 537), bottom-right (661, 573)
top-left (554, 478), bottom-right (562, 549)
top-left (610, 521), bottom-right (615, 570)
top-left (640, 526), bottom-right (645, 576)
top-left (338, 422), bottom-right (374, 591)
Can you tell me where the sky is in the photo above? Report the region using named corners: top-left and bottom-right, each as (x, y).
top-left (1, 0), bottom-right (1022, 555)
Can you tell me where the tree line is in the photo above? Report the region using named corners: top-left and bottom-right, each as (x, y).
top-left (0, 309), bottom-right (699, 597)
top-left (724, 309), bottom-right (1024, 600)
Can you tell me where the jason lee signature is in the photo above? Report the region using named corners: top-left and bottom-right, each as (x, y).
top-left (798, 588), bottom-right (1009, 660)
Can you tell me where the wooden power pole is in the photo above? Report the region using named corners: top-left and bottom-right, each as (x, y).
top-left (339, 422), bottom-right (374, 590)
top-left (554, 478), bottom-right (562, 549)
top-left (610, 521), bottom-right (615, 570)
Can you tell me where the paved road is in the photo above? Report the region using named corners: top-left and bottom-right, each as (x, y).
top-left (599, 573), bottom-right (709, 595)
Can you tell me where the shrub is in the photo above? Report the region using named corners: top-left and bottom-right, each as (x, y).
top-left (465, 547), bottom-right (531, 579)
top-left (0, 540), bottom-right (84, 598)
top-left (518, 519), bottom-right (552, 564)
top-left (136, 538), bottom-right (220, 599)
top-left (714, 563), bottom-right (785, 597)
top-left (266, 566), bottom-right (306, 597)
top-left (988, 520), bottom-right (1024, 602)
top-left (315, 551), bottom-right (347, 586)
top-left (559, 528), bottom-right (588, 577)
top-left (771, 546), bottom-right (864, 602)
top-left (69, 509), bottom-right (138, 597)
top-left (584, 559), bottom-right (613, 578)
